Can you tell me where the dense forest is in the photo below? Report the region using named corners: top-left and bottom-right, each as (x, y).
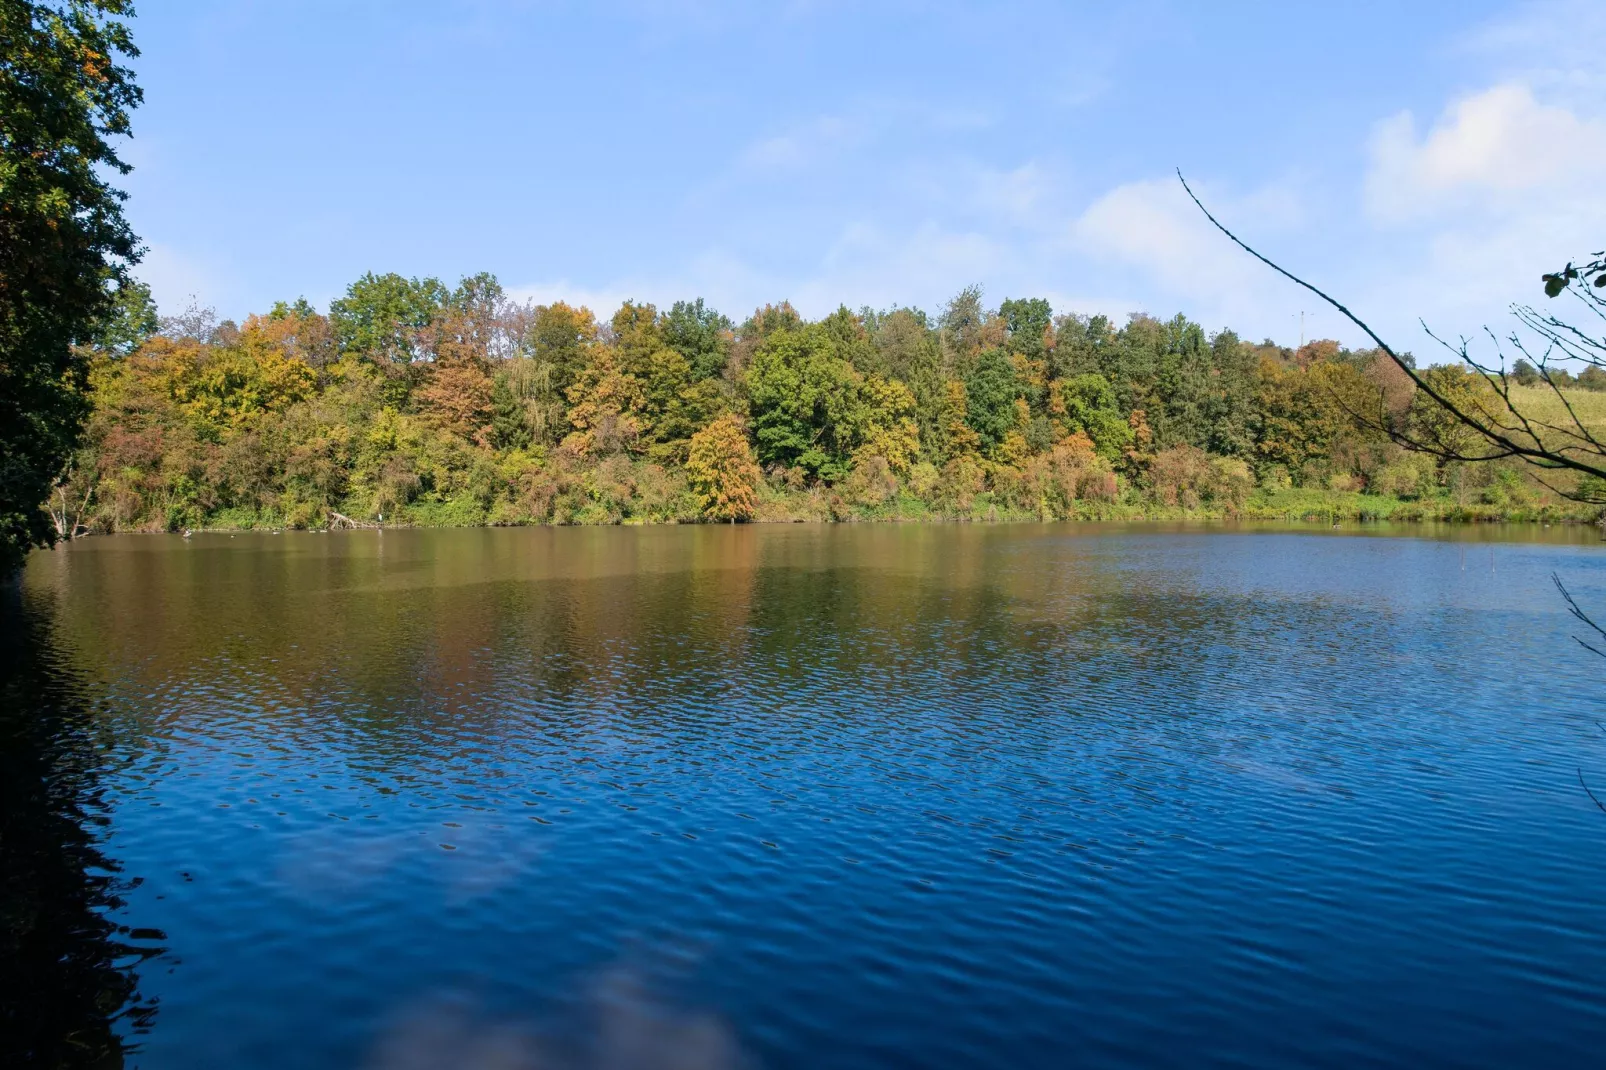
top-left (50, 273), bottom-right (1606, 534)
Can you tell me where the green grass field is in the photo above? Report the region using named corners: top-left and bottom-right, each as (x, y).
top-left (1502, 385), bottom-right (1606, 438)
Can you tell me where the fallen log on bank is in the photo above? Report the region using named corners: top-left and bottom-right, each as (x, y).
top-left (328, 510), bottom-right (380, 529)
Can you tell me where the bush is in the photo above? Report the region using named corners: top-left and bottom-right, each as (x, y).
top-left (1148, 444), bottom-right (1215, 508)
top-left (842, 453), bottom-right (899, 508)
top-left (1212, 457), bottom-right (1253, 511)
top-left (905, 460), bottom-right (940, 499)
top-left (1257, 464), bottom-right (1292, 491)
top-left (1146, 445), bottom-right (1252, 511)
top-left (1328, 472), bottom-right (1363, 494)
top-left (935, 456), bottom-right (986, 516)
top-left (1371, 453), bottom-right (1437, 499)
top-left (1479, 465), bottom-right (1534, 508)
top-left (1006, 437), bottom-right (1111, 517)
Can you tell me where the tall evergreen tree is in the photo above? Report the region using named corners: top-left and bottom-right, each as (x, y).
top-left (0, 0), bottom-right (142, 569)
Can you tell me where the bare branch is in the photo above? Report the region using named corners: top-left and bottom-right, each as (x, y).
top-left (1177, 170), bottom-right (1606, 490)
top-left (1555, 572), bottom-right (1606, 658)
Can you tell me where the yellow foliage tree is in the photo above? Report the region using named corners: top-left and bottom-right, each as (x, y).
top-left (857, 374), bottom-right (921, 474)
top-left (685, 414), bottom-right (762, 521)
top-left (154, 335), bottom-right (317, 437)
top-left (937, 379), bottom-right (981, 461)
top-left (562, 346), bottom-right (646, 455)
top-left (993, 398), bottom-right (1033, 468)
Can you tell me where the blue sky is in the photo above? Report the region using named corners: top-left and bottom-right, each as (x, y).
top-left (122, 1), bottom-right (1606, 353)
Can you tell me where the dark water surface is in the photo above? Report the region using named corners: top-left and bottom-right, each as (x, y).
top-left (6, 523), bottom-right (1606, 1068)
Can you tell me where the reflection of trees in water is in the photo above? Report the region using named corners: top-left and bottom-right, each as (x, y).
top-left (0, 588), bottom-right (162, 1068)
top-left (32, 527), bottom-right (1332, 780)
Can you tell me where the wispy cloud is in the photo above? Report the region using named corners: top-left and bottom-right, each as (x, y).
top-left (1455, 0), bottom-right (1606, 93)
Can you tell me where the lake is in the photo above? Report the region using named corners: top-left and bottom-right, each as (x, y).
top-left (5, 523), bottom-right (1606, 1068)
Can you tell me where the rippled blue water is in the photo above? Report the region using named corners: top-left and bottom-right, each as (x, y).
top-left (8, 524), bottom-right (1606, 1068)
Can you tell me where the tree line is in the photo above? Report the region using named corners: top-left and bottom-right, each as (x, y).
top-left (49, 273), bottom-right (1600, 534)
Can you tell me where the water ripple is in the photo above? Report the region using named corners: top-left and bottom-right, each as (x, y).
top-left (10, 524), bottom-right (1606, 1068)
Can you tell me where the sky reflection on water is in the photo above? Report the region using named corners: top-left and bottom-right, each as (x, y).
top-left (8, 523), bottom-right (1606, 1068)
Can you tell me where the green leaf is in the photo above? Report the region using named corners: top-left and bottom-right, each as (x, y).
top-left (1543, 274), bottom-right (1567, 297)
top-left (1593, 273), bottom-right (1606, 288)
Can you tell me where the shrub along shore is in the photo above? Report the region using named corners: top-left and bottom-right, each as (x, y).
top-left (152, 482), bottom-right (1599, 531)
top-left (54, 275), bottom-right (1606, 536)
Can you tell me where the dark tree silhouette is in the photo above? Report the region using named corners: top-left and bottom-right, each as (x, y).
top-left (0, 589), bottom-right (164, 1066)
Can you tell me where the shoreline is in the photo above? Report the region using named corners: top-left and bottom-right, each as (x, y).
top-left (70, 510), bottom-right (1606, 537)
top-left (69, 488), bottom-right (1604, 536)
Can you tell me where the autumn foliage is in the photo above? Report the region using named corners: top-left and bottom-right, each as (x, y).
top-left (49, 274), bottom-right (1605, 536)
top-left (686, 415), bottom-right (762, 521)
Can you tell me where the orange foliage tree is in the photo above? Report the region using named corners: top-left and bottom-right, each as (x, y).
top-left (685, 414), bottom-right (762, 521)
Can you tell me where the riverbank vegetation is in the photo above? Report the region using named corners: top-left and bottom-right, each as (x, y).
top-left (53, 275), bottom-right (1606, 534)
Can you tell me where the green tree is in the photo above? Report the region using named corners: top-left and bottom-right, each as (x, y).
top-left (730, 301), bottom-right (803, 378)
top-left (935, 380), bottom-right (982, 462)
top-left (329, 272), bottom-right (447, 363)
top-left (639, 344), bottom-right (724, 464)
top-left (488, 376), bottom-right (532, 451)
top-left (745, 324), bottom-right (860, 479)
top-left (1198, 328), bottom-right (1258, 456)
top-left (1058, 374), bottom-right (1132, 461)
top-left (962, 348), bottom-right (1021, 451)
top-left (744, 323), bottom-right (914, 482)
top-left (268, 297), bottom-right (317, 321)
top-left (862, 307), bottom-right (942, 454)
top-left (661, 298), bottom-right (732, 381)
top-left (441, 271), bottom-right (504, 360)
top-left (1000, 297), bottom-right (1052, 363)
top-left (1, 0), bottom-right (142, 568)
top-left (95, 276), bottom-right (157, 355)
top-left (939, 285), bottom-right (992, 366)
top-left (526, 300), bottom-right (597, 406)
top-left (820, 305), bottom-right (878, 375)
top-left (1049, 312), bottom-right (1113, 380)
top-left (611, 299), bottom-right (663, 374)
top-left (1250, 355), bottom-right (1359, 478)
top-left (850, 374), bottom-right (921, 474)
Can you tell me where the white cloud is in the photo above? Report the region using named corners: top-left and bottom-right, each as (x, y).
top-left (1070, 176), bottom-right (1311, 334)
top-left (1365, 83), bottom-right (1606, 222)
top-left (1350, 48), bottom-right (1606, 350)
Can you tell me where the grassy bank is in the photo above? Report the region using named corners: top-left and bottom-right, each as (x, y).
top-left (180, 481), bottom-right (1602, 532)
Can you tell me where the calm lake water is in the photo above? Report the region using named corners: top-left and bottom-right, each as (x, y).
top-left (5, 523), bottom-right (1606, 1068)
